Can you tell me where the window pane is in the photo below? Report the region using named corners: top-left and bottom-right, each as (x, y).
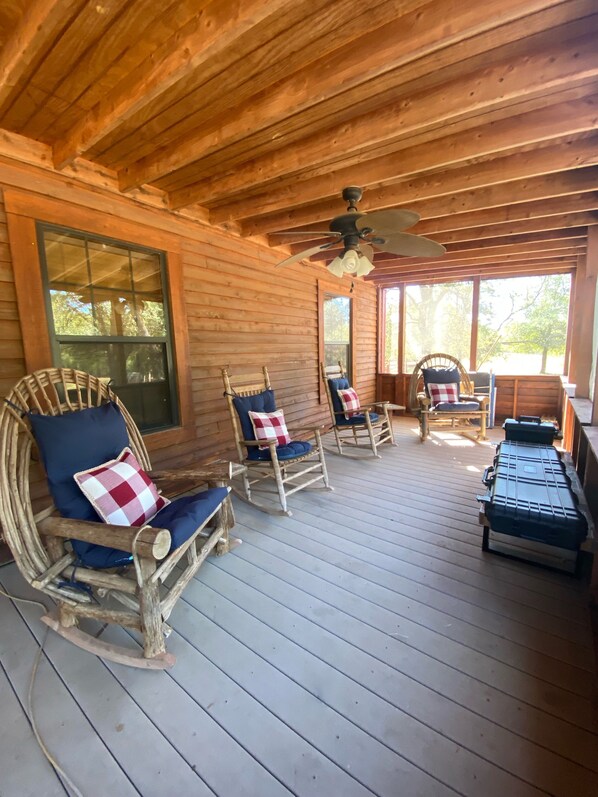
top-left (323, 294), bottom-right (352, 379)
top-left (405, 282), bottom-right (473, 372)
top-left (478, 274), bottom-right (571, 375)
top-left (40, 225), bottom-right (178, 431)
top-left (383, 288), bottom-right (401, 374)
top-left (58, 342), bottom-right (170, 431)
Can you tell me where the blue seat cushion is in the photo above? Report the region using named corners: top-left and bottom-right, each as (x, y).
top-left (336, 412), bottom-right (380, 426)
top-left (247, 440), bottom-right (312, 461)
top-left (232, 390), bottom-right (276, 444)
top-left (433, 401), bottom-right (480, 412)
top-left (149, 487), bottom-right (230, 550)
top-left (28, 402), bottom-right (132, 569)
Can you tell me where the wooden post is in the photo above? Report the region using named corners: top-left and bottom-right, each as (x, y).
top-left (512, 377), bottom-right (519, 419)
top-left (398, 283), bottom-right (406, 376)
top-left (568, 254), bottom-right (597, 397)
top-left (564, 271), bottom-right (576, 379)
top-left (470, 276), bottom-right (480, 371)
top-left (377, 286), bottom-right (386, 374)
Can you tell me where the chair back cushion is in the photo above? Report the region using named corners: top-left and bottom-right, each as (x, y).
top-left (327, 377), bottom-right (350, 417)
top-left (74, 447), bottom-right (169, 527)
top-left (29, 401), bottom-right (130, 521)
top-left (428, 382), bottom-right (459, 406)
top-left (248, 409), bottom-right (291, 447)
top-left (232, 389), bottom-right (276, 442)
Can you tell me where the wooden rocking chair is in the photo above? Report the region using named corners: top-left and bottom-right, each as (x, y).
top-left (321, 362), bottom-right (395, 457)
top-left (222, 366), bottom-right (332, 516)
top-left (0, 368), bottom-right (236, 669)
top-left (408, 353), bottom-right (488, 442)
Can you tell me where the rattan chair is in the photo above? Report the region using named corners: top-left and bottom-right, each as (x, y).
top-left (408, 353), bottom-right (488, 442)
top-left (0, 368), bottom-right (236, 669)
top-left (222, 366), bottom-right (332, 516)
top-left (321, 362), bottom-right (395, 457)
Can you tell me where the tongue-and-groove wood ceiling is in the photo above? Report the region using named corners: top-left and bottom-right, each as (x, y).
top-left (0, 0), bottom-right (597, 286)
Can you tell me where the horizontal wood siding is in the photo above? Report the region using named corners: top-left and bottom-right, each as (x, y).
top-left (0, 165), bottom-right (377, 475)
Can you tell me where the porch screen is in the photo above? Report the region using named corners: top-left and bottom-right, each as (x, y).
top-left (405, 282), bottom-right (473, 372)
top-left (38, 224), bottom-right (179, 432)
top-left (477, 274), bottom-right (571, 375)
top-left (323, 294), bottom-right (352, 380)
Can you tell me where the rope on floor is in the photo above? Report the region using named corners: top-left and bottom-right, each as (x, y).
top-left (0, 586), bottom-right (84, 797)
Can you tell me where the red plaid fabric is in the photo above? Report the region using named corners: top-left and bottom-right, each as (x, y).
top-left (74, 447), bottom-right (169, 526)
top-left (248, 409), bottom-right (292, 448)
top-left (428, 382), bottom-right (459, 405)
top-left (338, 387), bottom-right (361, 418)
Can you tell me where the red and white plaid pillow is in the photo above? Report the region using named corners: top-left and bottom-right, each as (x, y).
top-left (337, 387), bottom-right (361, 418)
top-left (428, 382), bottom-right (459, 405)
top-left (248, 409), bottom-right (292, 448)
top-left (74, 447), bottom-right (169, 527)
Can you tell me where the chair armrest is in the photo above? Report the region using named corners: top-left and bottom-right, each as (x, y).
top-left (149, 462), bottom-right (233, 482)
top-left (372, 401), bottom-right (389, 406)
top-left (38, 516), bottom-right (171, 561)
top-left (287, 425), bottom-right (327, 433)
top-left (459, 394), bottom-right (488, 408)
top-left (417, 393), bottom-right (431, 409)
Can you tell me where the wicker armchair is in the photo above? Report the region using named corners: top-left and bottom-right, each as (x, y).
top-left (0, 368), bottom-right (236, 669)
top-left (408, 353), bottom-right (488, 442)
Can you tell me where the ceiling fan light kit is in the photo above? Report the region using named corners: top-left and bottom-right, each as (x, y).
top-left (274, 186), bottom-right (446, 277)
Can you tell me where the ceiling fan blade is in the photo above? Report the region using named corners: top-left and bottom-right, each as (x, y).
top-left (375, 232), bottom-right (446, 257)
top-left (360, 243), bottom-right (375, 262)
top-left (356, 208), bottom-right (420, 235)
top-left (275, 241), bottom-right (337, 268)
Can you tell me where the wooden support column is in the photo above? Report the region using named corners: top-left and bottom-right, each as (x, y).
top-left (470, 276), bottom-right (480, 371)
top-left (398, 284), bottom-right (406, 376)
top-left (588, 227), bottom-right (598, 423)
top-left (377, 286), bottom-right (386, 374)
top-left (564, 272), bottom-right (576, 379)
top-left (568, 254), bottom-right (597, 397)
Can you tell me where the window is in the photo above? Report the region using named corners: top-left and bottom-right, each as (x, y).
top-left (477, 274), bottom-right (571, 375)
top-left (405, 282), bottom-right (473, 372)
top-left (323, 293), bottom-right (352, 379)
top-left (383, 288), bottom-right (401, 374)
top-left (38, 224), bottom-right (178, 432)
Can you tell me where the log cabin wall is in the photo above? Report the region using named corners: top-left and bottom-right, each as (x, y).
top-left (0, 162), bottom-right (378, 476)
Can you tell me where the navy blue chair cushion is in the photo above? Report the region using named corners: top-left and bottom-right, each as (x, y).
top-left (247, 440), bottom-right (312, 462)
top-left (422, 367), bottom-right (460, 389)
top-left (232, 390), bottom-right (276, 443)
top-left (327, 377), bottom-right (350, 417)
top-left (149, 487), bottom-right (230, 550)
top-left (28, 402), bottom-right (132, 569)
top-left (336, 411), bottom-right (380, 426)
top-left (433, 401), bottom-right (480, 412)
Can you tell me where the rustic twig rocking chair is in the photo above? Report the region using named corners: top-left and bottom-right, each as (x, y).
top-left (0, 368), bottom-right (236, 669)
top-left (222, 366), bottom-right (332, 516)
top-left (321, 362), bottom-right (395, 457)
top-left (408, 353), bottom-right (488, 442)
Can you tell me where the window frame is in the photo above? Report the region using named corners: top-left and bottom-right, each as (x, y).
top-left (317, 279), bottom-right (356, 401)
top-left (5, 189), bottom-right (194, 451)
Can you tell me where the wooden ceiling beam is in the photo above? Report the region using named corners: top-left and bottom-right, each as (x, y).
top-left (370, 254), bottom-right (577, 277)
top-left (0, 0), bottom-right (84, 116)
top-left (370, 262), bottom-right (575, 285)
top-left (369, 249), bottom-right (585, 274)
top-left (273, 193), bottom-right (598, 247)
top-left (51, 0), bottom-right (297, 169)
top-left (290, 213), bottom-right (598, 254)
top-left (243, 144), bottom-right (598, 236)
top-left (121, 0), bottom-right (580, 195)
top-left (205, 92), bottom-right (598, 220)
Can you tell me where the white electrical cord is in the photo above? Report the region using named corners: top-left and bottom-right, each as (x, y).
top-left (0, 586), bottom-right (84, 797)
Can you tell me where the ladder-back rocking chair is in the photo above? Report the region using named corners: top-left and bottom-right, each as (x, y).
top-left (0, 368), bottom-right (236, 669)
top-left (222, 366), bottom-right (332, 516)
top-left (321, 362), bottom-right (395, 457)
top-left (408, 353), bottom-right (488, 442)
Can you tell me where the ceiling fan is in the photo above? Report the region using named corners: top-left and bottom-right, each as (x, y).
top-left (274, 186), bottom-right (445, 277)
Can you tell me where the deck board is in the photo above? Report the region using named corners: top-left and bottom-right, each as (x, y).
top-left (0, 419), bottom-right (597, 797)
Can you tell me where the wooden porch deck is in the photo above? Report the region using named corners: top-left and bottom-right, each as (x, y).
top-left (1, 418), bottom-right (597, 797)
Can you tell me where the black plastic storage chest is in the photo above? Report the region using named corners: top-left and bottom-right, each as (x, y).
top-left (479, 441), bottom-right (588, 572)
top-left (503, 416), bottom-right (557, 445)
